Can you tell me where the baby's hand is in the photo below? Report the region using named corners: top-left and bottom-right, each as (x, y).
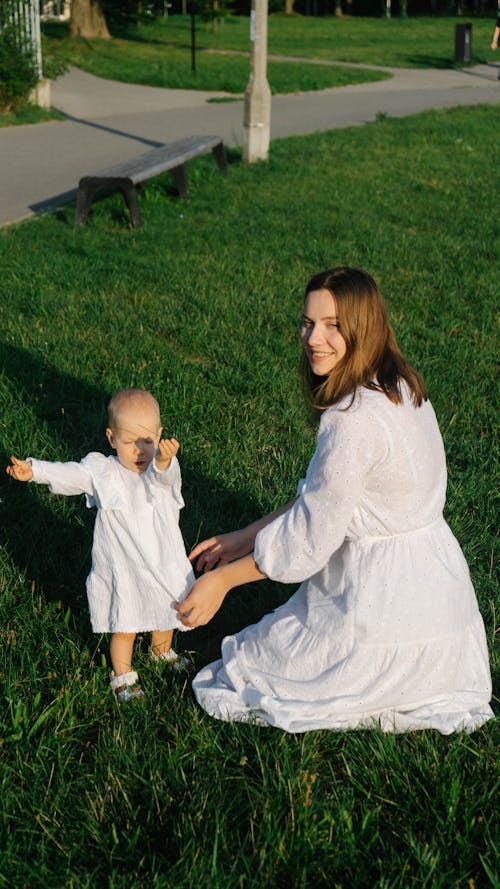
top-left (155, 437), bottom-right (180, 471)
top-left (6, 456), bottom-right (33, 482)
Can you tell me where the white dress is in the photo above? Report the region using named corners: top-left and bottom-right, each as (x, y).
top-left (192, 388), bottom-right (493, 734)
top-left (30, 453), bottom-right (194, 634)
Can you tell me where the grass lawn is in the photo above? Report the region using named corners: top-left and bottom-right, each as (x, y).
top-left (41, 13), bottom-right (499, 96)
top-left (149, 12), bottom-right (499, 67)
top-left (47, 33), bottom-right (390, 93)
top-left (0, 102), bottom-right (65, 128)
top-left (0, 103), bottom-right (498, 886)
top-left (2, 13), bottom-right (495, 124)
top-left (41, 15), bottom-right (394, 94)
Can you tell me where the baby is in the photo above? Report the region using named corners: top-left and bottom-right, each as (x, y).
top-left (7, 388), bottom-right (194, 703)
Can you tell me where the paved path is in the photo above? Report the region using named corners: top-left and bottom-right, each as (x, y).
top-left (0, 59), bottom-right (498, 227)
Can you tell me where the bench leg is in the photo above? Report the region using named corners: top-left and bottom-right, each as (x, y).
top-left (75, 183), bottom-right (96, 226)
top-left (120, 182), bottom-right (143, 228)
top-left (212, 142), bottom-right (228, 174)
top-left (172, 163), bottom-right (189, 198)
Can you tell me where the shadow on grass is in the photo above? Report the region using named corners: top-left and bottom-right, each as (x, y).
top-left (407, 53), bottom-right (492, 69)
top-left (0, 341), bottom-right (291, 665)
top-left (406, 54), bottom-right (453, 68)
top-left (0, 343), bottom-right (108, 615)
top-left (42, 18), bottom-right (192, 50)
top-left (41, 21), bottom-right (68, 39)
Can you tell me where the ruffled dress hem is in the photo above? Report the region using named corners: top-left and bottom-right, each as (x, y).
top-left (193, 658), bottom-right (494, 735)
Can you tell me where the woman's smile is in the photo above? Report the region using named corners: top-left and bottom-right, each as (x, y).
top-left (301, 288), bottom-right (347, 375)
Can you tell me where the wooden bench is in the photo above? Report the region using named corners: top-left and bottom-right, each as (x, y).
top-left (75, 134), bottom-right (227, 227)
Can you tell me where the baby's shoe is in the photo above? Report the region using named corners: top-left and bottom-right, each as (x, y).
top-left (110, 670), bottom-right (146, 703)
top-left (149, 647), bottom-right (191, 672)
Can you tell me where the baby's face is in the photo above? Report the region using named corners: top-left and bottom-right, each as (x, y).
top-left (106, 402), bottom-right (161, 474)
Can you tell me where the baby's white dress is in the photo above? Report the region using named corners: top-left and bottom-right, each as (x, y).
top-left (192, 388), bottom-right (493, 734)
top-left (30, 454), bottom-right (194, 633)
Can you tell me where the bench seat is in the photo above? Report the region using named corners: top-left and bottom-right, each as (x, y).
top-left (75, 135), bottom-right (227, 227)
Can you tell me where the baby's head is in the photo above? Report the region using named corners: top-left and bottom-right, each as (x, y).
top-left (106, 388), bottom-right (162, 474)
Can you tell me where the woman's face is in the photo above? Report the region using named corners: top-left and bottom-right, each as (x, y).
top-left (301, 288), bottom-right (347, 376)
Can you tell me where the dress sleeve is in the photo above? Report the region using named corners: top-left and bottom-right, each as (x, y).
top-left (149, 455), bottom-right (185, 508)
top-left (30, 457), bottom-right (95, 498)
top-left (254, 403), bottom-right (386, 583)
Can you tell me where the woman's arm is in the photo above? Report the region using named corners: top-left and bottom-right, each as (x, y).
top-left (175, 553), bottom-right (267, 627)
top-left (189, 499), bottom-right (297, 573)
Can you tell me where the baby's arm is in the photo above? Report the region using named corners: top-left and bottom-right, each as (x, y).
top-left (155, 438), bottom-right (180, 472)
top-left (150, 447), bottom-right (184, 506)
top-left (6, 456), bottom-right (33, 482)
top-left (8, 455), bottom-right (95, 498)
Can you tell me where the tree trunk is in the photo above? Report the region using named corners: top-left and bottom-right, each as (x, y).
top-left (69, 0), bottom-right (111, 39)
top-left (285, 0), bottom-right (295, 13)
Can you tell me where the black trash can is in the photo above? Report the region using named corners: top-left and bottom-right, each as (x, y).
top-left (455, 23), bottom-right (472, 64)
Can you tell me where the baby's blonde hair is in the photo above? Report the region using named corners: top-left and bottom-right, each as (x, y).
top-left (107, 388), bottom-right (160, 430)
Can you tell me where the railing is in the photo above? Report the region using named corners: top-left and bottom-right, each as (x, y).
top-left (0, 1), bottom-right (43, 78)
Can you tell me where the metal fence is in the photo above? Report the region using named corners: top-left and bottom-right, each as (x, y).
top-left (0, 1), bottom-right (43, 78)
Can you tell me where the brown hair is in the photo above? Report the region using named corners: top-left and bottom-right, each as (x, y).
top-left (107, 388), bottom-right (160, 430)
top-left (300, 267), bottom-right (427, 412)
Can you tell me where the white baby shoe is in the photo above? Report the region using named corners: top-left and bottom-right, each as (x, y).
top-left (149, 648), bottom-right (191, 672)
top-left (110, 670), bottom-right (146, 703)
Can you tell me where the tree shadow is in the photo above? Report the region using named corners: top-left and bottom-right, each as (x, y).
top-left (0, 342), bottom-right (109, 621)
top-left (0, 342), bottom-right (291, 663)
top-left (406, 55), bottom-right (454, 69)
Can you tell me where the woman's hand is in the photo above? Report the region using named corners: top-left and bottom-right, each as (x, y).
top-left (189, 528), bottom-right (253, 573)
top-left (175, 569), bottom-right (231, 628)
top-left (6, 456), bottom-right (33, 482)
top-left (190, 501), bottom-right (296, 573)
top-left (178, 555), bottom-right (267, 628)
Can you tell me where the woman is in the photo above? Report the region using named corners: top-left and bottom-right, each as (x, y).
top-left (176, 267), bottom-right (493, 734)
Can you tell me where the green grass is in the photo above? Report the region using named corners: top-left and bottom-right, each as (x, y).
top-left (0, 104), bottom-right (498, 886)
top-left (0, 102), bottom-right (65, 127)
top-left (262, 13), bottom-right (496, 67)
top-left (42, 20), bottom-right (390, 94)
top-left (52, 35), bottom-right (389, 93)
top-left (42, 13), bottom-right (499, 94)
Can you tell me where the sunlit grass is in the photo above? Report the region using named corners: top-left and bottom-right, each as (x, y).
top-left (0, 104), bottom-right (498, 886)
top-left (42, 12), bottom-right (499, 90)
top-left (43, 28), bottom-right (389, 93)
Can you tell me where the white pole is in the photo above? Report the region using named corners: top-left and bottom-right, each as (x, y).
top-left (243, 0), bottom-right (271, 164)
top-left (30, 0), bottom-right (43, 79)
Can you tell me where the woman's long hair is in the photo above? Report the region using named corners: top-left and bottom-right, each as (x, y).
top-left (300, 267), bottom-right (427, 412)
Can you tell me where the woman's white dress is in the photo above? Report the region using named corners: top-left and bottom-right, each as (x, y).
top-left (192, 388), bottom-right (493, 734)
top-left (30, 454), bottom-right (194, 633)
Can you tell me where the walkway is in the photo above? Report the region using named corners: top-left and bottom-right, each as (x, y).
top-left (0, 59), bottom-right (498, 227)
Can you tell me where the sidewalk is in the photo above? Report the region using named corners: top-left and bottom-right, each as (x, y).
top-left (0, 60), bottom-right (498, 227)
